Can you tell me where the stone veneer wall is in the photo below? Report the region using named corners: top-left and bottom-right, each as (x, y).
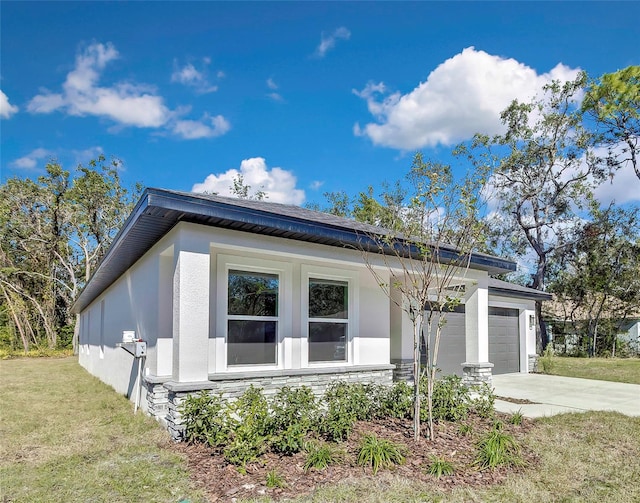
top-left (145, 365), bottom-right (394, 440)
top-left (528, 354), bottom-right (539, 373)
top-left (390, 358), bottom-right (413, 382)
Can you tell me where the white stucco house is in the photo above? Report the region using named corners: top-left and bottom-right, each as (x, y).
top-left (72, 188), bottom-right (550, 437)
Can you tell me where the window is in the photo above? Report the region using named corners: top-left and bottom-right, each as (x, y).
top-left (227, 270), bottom-right (279, 365)
top-left (308, 279), bottom-right (348, 362)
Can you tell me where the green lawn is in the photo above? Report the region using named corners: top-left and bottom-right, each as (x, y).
top-left (545, 356), bottom-right (640, 385)
top-left (0, 357), bottom-right (205, 503)
top-left (2, 357), bottom-right (639, 503)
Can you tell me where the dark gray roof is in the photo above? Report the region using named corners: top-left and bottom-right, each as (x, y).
top-left (71, 188), bottom-right (517, 313)
top-left (488, 278), bottom-right (552, 301)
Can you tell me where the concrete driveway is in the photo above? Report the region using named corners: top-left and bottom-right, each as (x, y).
top-left (492, 373), bottom-right (640, 418)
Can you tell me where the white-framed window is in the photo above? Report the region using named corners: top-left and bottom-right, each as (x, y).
top-left (216, 254), bottom-right (292, 371)
top-left (308, 278), bottom-right (349, 362)
top-left (302, 265), bottom-right (358, 367)
top-left (227, 269), bottom-right (279, 366)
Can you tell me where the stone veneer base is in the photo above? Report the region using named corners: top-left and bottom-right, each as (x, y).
top-left (145, 365), bottom-right (394, 440)
top-left (461, 362), bottom-right (494, 387)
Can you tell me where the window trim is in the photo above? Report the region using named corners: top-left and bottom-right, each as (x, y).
top-left (216, 254), bottom-right (292, 372)
top-left (301, 265), bottom-right (359, 368)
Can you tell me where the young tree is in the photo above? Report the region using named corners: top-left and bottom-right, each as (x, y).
top-left (358, 153), bottom-right (488, 441)
top-left (460, 73), bottom-right (607, 351)
top-left (583, 65), bottom-right (640, 181)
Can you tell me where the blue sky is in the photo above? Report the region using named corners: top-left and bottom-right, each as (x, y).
top-left (2, 1), bottom-right (639, 207)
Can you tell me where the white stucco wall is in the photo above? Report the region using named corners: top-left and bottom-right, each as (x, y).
top-left (79, 221), bottom-right (392, 398)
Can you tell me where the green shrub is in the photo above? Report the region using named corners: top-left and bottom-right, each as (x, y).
top-left (269, 386), bottom-right (319, 454)
top-left (303, 440), bottom-right (343, 472)
top-left (356, 433), bottom-right (405, 474)
top-left (426, 375), bottom-right (471, 422)
top-left (474, 422), bottom-right (522, 469)
top-left (471, 382), bottom-right (496, 419)
top-left (380, 381), bottom-right (413, 419)
top-left (180, 391), bottom-right (229, 447)
top-left (265, 469), bottom-right (286, 488)
top-left (426, 455), bottom-right (455, 477)
top-left (320, 382), bottom-right (360, 441)
top-left (224, 386), bottom-right (270, 467)
top-left (539, 346), bottom-right (555, 373)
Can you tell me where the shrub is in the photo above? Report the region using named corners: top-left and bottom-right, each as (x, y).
top-left (265, 469), bottom-right (286, 488)
top-left (426, 375), bottom-right (471, 422)
top-left (471, 382), bottom-right (496, 419)
top-left (303, 440), bottom-right (342, 472)
top-left (269, 386), bottom-right (319, 454)
top-left (320, 382), bottom-right (360, 441)
top-left (223, 386), bottom-right (270, 467)
top-left (539, 345), bottom-right (555, 373)
top-left (380, 381), bottom-right (413, 419)
top-left (474, 422), bottom-right (522, 469)
top-left (426, 455), bottom-right (455, 477)
top-left (356, 433), bottom-right (405, 474)
top-left (180, 391), bottom-right (229, 447)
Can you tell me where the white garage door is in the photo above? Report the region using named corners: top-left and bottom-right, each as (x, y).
top-left (488, 307), bottom-right (520, 374)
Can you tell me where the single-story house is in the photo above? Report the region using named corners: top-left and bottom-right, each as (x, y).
top-left (71, 188), bottom-right (551, 438)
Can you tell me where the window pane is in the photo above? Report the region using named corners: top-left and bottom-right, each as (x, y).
top-left (228, 270), bottom-right (278, 316)
top-left (309, 322), bottom-right (346, 362)
top-left (228, 320), bottom-right (277, 365)
top-left (309, 279), bottom-right (347, 319)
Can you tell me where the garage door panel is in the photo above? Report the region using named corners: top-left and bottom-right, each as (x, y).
top-left (489, 307), bottom-right (520, 374)
top-left (423, 310), bottom-right (466, 377)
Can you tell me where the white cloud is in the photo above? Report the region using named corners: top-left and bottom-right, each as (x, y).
top-left (171, 59), bottom-right (219, 94)
top-left (192, 157), bottom-right (306, 205)
top-left (172, 114), bottom-right (231, 139)
top-left (310, 180), bottom-right (324, 190)
top-left (26, 42), bottom-right (230, 140)
top-left (27, 42), bottom-right (171, 128)
top-left (11, 148), bottom-right (52, 170)
top-left (315, 27), bottom-right (351, 58)
top-left (266, 78), bottom-right (278, 90)
top-left (354, 47), bottom-right (581, 150)
top-left (0, 90), bottom-right (19, 119)
top-left (594, 151), bottom-right (640, 205)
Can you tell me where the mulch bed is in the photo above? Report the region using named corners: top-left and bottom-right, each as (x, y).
top-left (496, 395), bottom-right (541, 405)
top-left (172, 413), bottom-right (538, 502)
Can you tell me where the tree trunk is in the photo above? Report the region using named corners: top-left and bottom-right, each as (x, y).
top-left (412, 318), bottom-right (421, 442)
top-left (73, 313), bottom-right (80, 355)
top-left (535, 301), bottom-right (549, 353)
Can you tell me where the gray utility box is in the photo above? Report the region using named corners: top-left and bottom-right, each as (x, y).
top-left (118, 341), bottom-right (147, 358)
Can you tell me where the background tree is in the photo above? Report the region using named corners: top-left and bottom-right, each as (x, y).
top-left (583, 65), bottom-right (640, 180)
top-left (460, 73), bottom-right (607, 351)
top-left (0, 156), bottom-right (140, 352)
top-left (548, 203), bottom-right (640, 356)
top-left (358, 153), bottom-right (488, 441)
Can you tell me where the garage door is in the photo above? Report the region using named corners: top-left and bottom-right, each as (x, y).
top-left (422, 306), bottom-right (466, 377)
top-left (488, 307), bottom-right (520, 374)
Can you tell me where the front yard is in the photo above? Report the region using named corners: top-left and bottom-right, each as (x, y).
top-left (1, 357), bottom-right (639, 502)
top-left (544, 355), bottom-right (640, 384)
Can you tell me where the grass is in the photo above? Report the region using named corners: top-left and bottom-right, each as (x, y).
top-left (0, 357), bottom-right (205, 503)
top-left (545, 356), bottom-right (640, 384)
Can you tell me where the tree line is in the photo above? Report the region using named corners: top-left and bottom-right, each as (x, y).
top-left (1, 67), bottom-right (638, 358)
